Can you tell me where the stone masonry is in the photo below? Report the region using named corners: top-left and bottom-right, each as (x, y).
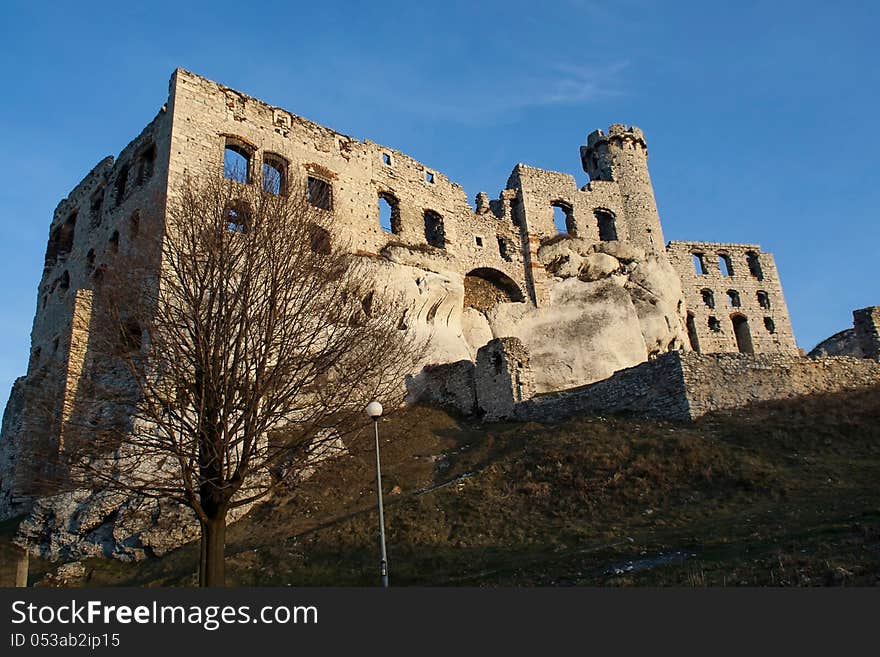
top-left (667, 241), bottom-right (797, 356)
top-left (516, 351), bottom-right (880, 422)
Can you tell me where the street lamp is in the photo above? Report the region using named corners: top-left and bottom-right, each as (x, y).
top-left (366, 400), bottom-right (389, 588)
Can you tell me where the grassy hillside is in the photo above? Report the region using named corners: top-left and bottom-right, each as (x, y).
top-left (4, 386), bottom-right (880, 586)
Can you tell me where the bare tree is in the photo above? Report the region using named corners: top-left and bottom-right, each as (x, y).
top-left (38, 172), bottom-right (421, 586)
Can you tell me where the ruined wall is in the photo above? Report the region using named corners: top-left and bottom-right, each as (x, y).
top-left (808, 328), bottom-right (863, 358)
top-left (474, 338), bottom-right (532, 420)
top-left (667, 241), bottom-right (797, 356)
top-left (30, 109), bottom-right (171, 381)
top-left (853, 306), bottom-right (880, 361)
top-left (515, 352), bottom-right (880, 423)
top-left (505, 164), bottom-right (625, 306)
top-left (0, 103), bottom-right (173, 522)
top-left (404, 360), bottom-right (476, 415)
top-left (166, 70), bottom-right (531, 299)
top-left (680, 353), bottom-right (880, 417)
top-left (516, 352), bottom-right (690, 421)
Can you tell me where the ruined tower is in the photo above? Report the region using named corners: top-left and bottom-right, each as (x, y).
top-left (580, 124), bottom-right (664, 251)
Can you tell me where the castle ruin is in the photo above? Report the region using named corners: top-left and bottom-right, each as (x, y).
top-left (2, 69), bottom-right (878, 559)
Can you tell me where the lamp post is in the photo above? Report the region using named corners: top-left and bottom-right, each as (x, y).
top-left (366, 400), bottom-right (389, 588)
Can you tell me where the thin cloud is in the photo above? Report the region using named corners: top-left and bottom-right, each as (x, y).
top-left (361, 60), bottom-right (629, 125)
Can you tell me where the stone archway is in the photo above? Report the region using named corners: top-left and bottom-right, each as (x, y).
top-left (464, 268), bottom-right (525, 313)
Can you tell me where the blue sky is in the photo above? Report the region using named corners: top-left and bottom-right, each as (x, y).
top-left (1, 1), bottom-right (878, 408)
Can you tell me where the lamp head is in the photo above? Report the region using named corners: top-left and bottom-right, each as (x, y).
top-left (366, 401), bottom-right (383, 419)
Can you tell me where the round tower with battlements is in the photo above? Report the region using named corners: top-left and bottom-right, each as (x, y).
top-left (580, 124), bottom-right (664, 251)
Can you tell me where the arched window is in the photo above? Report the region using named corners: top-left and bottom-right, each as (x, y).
top-left (718, 253), bottom-right (733, 277)
top-left (424, 210), bottom-right (445, 248)
top-left (115, 163), bottom-right (130, 206)
top-left (746, 251), bottom-right (763, 280)
top-left (89, 189), bottom-right (105, 229)
top-left (594, 208), bottom-right (618, 241)
top-left (307, 176), bottom-right (333, 210)
top-left (700, 288), bottom-right (715, 309)
top-left (45, 212), bottom-right (77, 269)
top-left (756, 290), bottom-right (771, 309)
top-left (731, 315), bottom-right (754, 354)
top-left (129, 211), bottom-right (140, 240)
top-left (223, 139), bottom-right (253, 183)
top-left (764, 317), bottom-right (776, 334)
top-left (726, 289), bottom-right (741, 308)
top-left (497, 236), bottom-right (514, 262)
top-left (708, 316), bottom-right (722, 332)
top-left (136, 143), bottom-right (156, 185)
top-left (378, 192), bottom-right (401, 234)
top-left (551, 201), bottom-right (575, 235)
top-left (692, 252), bottom-right (708, 275)
top-left (120, 320), bottom-right (143, 353)
top-left (262, 153), bottom-right (288, 195)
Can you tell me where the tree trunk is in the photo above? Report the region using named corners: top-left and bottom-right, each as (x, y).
top-left (199, 514), bottom-right (227, 587)
top-left (198, 531), bottom-right (207, 587)
top-left (15, 547), bottom-right (29, 588)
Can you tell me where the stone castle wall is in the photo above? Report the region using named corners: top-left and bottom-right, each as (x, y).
top-left (511, 351), bottom-right (880, 422)
top-left (515, 353), bottom-right (690, 421)
top-left (29, 109), bottom-right (171, 383)
top-left (166, 70), bottom-right (532, 300)
top-left (680, 352), bottom-right (880, 417)
top-left (667, 241), bottom-right (798, 356)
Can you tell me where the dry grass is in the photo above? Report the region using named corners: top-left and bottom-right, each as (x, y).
top-left (3, 386), bottom-right (879, 586)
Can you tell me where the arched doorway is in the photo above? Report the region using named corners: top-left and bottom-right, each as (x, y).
top-left (731, 314), bottom-right (754, 354)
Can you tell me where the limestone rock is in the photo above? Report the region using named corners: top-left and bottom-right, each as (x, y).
top-left (366, 259), bottom-right (472, 366)
top-left (461, 308), bottom-right (493, 359)
top-left (489, 279), bottom-right (648, 392)
top-left (578, 252), bottom-right (620, 282)
top-left (593, 240), bottom-right (645, 263)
